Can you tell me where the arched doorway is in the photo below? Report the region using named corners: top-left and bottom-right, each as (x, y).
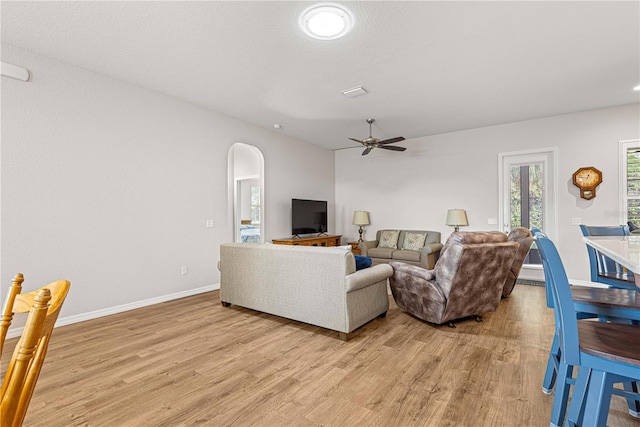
top-left (228, 143), bottom-right (265, 243)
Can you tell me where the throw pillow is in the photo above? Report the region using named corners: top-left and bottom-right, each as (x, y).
top-left (378, 230), bottom-right (400, 249)
top-left (402, 232), bottom-right (427, 251)
top-left (354, 255), bottom-right (372, 270)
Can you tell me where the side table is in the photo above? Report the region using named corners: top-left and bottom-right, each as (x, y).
top-left (348, 242), bottom-right (362, 255)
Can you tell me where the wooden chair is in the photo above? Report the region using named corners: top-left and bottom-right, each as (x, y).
top-left (1, 273), bottom-right (70, 427)
top-left (535, 234), bottom-right (640, 427)
top-left (580, 224), bottom-right (637, 290)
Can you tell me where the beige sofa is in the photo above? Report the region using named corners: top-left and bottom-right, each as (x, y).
top-left (219, 243), bottom-right (393, 340)
top-left (358, 229), bottom-right (443, 269)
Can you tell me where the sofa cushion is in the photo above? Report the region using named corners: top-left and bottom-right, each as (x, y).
top-left (392, 249), bottom-right (422, 262)
top-left (368, 247), bottom-right (395, 259)
top-left (354, 255), bottom-right (373, 270)
top-left (378, 230), bottom-right (400, 249)
top-left (402, 232), bottom-right (427, 250)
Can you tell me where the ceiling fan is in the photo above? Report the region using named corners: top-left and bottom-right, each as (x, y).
top-left (349, 118), bottom-right (406, 156)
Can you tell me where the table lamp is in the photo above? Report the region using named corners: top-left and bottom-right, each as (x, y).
top-left (446, 209), bottom-right (468, 232)
top-left (352, 211), bottom-right (370, 242)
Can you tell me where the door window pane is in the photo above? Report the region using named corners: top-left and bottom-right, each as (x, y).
top-left (510, 163), bottom-right (543, 231)
top-left (626, 147), bottom-right (640, 224)
top-left (510, 162), bottom-right (543, 265)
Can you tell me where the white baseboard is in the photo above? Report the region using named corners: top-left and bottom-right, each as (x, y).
top-left (6, 283), bottom-right (220, 340)
top-left (518, 264), bottom-right (544, 281)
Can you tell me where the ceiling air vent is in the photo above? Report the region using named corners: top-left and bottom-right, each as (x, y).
top-left (340, 86), bottom-right (367, 98)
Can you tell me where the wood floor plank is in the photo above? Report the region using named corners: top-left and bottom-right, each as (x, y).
top-left (2, 285), bottom-right (639, 426)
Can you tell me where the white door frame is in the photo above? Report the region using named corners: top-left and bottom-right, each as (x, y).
top-left (618, 139), bottom-right (640, 224)
top-left (498, 147), bottom-right (558, 277)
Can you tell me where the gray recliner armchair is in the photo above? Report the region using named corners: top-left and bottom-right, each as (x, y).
top-left (389, 231), bottom-right (518, 327)
top-left (502, 227), bottom-right (534, 297)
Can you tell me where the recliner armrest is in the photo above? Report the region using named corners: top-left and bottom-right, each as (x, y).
top-left (389, 262), bottom-right (445, 303)
top-left (390, 262), bottom-right (435, 281)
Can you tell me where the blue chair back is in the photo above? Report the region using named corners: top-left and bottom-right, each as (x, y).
top-left (535, 234), bottom-right (581, 367)
top-left (579, 225), bottom-right (630, 237)
top-left (579, 224), bottom-right (635, 289)
top-left (531, 228), bottom-right (555, 309)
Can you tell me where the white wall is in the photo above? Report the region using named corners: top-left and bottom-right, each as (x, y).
top-left (3, 42), bottom-right (635, 325)
top-left (335, 104), bottom-right (640, 281)
top-left (1, 44), bottom-right (335, 323)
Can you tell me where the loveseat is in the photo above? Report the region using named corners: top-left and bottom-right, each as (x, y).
top-left (358, 229), bottom-right (443, 269)
top-left (219, 243), bottom-right (393, 340)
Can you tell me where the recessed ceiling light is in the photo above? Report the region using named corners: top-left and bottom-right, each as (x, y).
top-left (634, 85), bottom-right (640, 91)
top-left (299, 4), bottom-right (354, 40)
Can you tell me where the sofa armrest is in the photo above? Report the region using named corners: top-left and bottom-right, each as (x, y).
top-left (422, 242), bottom-right (443, 255)
top-left (358, 240), bottom-right (378, 256)
top-left (419, 243), bottom-right (443, 269)
top-left (345, 264), bottom-right (393, 293)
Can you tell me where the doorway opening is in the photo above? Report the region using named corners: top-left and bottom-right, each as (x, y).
top-left (228, 143), bottom-right (264, 243)
top-left (499, 148), bottom-right (557, 268)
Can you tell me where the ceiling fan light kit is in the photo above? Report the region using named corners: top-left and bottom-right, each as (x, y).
top-left (349, 118), bottom-right (407, 156)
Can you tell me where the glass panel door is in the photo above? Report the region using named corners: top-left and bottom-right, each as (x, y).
top-left (509, 163), bottom-right (543, 264)
top-left (500, 148), bottom-right (557, 267)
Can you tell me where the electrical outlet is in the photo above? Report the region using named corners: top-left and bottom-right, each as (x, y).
top-left (571, 218), bottom-right (581, 226)
top-left (181, 266), bottom-right (188, 275)
top-left (206, 219), bottom-right (215, 228)
top-left (488, 218), bottom-right (497, 225)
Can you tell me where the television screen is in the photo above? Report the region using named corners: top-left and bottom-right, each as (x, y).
top-left (292, 199), bottom-right (327, 236)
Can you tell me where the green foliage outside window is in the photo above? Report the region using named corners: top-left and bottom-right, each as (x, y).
top-left (627, 149), bottom-right (640, 223)
top-left (510, 163), bottom-right (543, 261)
top-left (510, 163), bottom-right (543, 230)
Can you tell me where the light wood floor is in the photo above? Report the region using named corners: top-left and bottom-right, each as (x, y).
top-left (3, 285), bottom-right (639, 426)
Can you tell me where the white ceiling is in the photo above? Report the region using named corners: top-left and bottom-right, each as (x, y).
top-left (2, 1), bottom-right (639, 151)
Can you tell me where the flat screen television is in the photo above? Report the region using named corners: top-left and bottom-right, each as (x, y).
top-left (292, 198), bottom-right (328, 236)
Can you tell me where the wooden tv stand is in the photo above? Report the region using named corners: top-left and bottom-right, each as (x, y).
top-left (272, 235), bottom-right (342, 247)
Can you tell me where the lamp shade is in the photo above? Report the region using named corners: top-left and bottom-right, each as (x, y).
top-left (446, 209), bottom-right (469, 227)
top-left (352, 211), bottom-right (370, 226)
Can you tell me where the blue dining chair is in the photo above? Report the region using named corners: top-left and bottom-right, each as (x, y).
top-left (580, 224), bottom-right (637, 290)
top-left (535, 233), bottom-right (640, 427)
top-left (534, 227), bottom-right (638, 393)
top-left (534, 228), bottom-right (596, 425)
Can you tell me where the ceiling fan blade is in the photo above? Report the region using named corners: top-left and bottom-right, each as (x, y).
top-left (378, 136), bottom-right (406, 145)
top-left (362, 147), bottom-right (372, 156)
top-left (379, 145), bottom-right (406, 152)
